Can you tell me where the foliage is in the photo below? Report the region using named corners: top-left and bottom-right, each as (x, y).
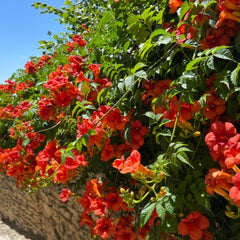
top-left (2, 0), bottom-right (240, 239)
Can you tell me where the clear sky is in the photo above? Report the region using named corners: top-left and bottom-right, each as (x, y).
top-left (0, 0), bottom-right (67, 83)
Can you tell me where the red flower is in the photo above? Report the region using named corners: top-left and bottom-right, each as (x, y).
top-left (112, 155), bottom-right (125, 170)
top-left (90, 198), bottom-right (108, 215)
top-left (178, 211), bottom-right (210, 240)
top-left (64, 151), bottom-right (87, 169)
top-left (72, 34), bottom-right (87, 47)
top-left (54, 85), bottom-right (78, 107)
top-left (104, 192), bottom-right (124, 211)
top-left (142, 79), bottom-right (172, 104)
top-left (94, 217), bottom-right (115, 240)
top-left (224, 138), bottom-right (240, 168)
top-left (205, 168), bottom-right (232, 199)
top-left (202, 230), bottom-right (214, 240)
top-left (80, 211), bottom-right (95, 228)
top-left (89, 63), bottom-right (101, 79)
top-left (113, 150), bottom-right (141, 174)
top-left (137, 225), bottom-right (150, 240)
top-left (114, 226), bottom-right (136, 240)
top-left (204, 92), bottom-right (226, 120)
top-left (101, 142), bottom-right (115, 161)
top-left (77, 118), bottom-right (94, 138)
top-left (216, 9), bottom-right (240, 28)
top-left (102, 106), bottom-right (127, 131)
top-left (205, 120), bottom-right (237, 164)
top-left (38, 96), bottom-right (56, 121)
top-left (59, 188), bottom-right (70, 202)
top-left (86, 179), bottom-right (103, 198)
top-left (77, 71), bottom-right (90, 83)
top-left (35, 140), bottom-right (61, 177)
top-left (233, 172), bottom-right (240, 188)
top-left (74, 152), bottom-right (88, 167)
top-left (129, 120), bottom-right (148, 149)
top-left (229, 186), bottom-right (240, 206)
top-left (157, 98), bottom-right (199, 128)
top-left (24, 60), bottom-right (37, 74)
top-left (169, 0), bottom-right (183, 14)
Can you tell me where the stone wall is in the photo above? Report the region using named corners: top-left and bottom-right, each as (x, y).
top-left (0, 174), bottom-right (90, 240)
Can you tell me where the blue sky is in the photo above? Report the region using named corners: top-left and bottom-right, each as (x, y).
top-left (0, 0), bottom-right (66, 83)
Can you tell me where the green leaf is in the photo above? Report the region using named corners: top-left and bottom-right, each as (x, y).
top-left (64, 0), bottom-right (72, 5)
top-left (164, 195), bottom-right (175, 214)
top-left (231, 65), bottom-right (240, 86)
top-left (156, 200), bottom-right (166, 221)
top-left (185, 57), bottom-right (206, 71)
top-left (179, 1), bottom-right (191, 20)
top-left (125, 75), bottom-right (135, 91)
top-left (131, 63), bottom-right (147, 73)
top-left (81, 134), bottom-right (89, 147)
top-left (213, 48), bottom-right (236, 62)
top-left (206, 55), bottom-right (215, 70)
top-left (60, 149), bottom-right (67, 163)
top-left (159, 128), bottom-right (171, 137)
top-left (159, 118), bottom-right (172, 127)
top-left (202, 0), bottom-right (217, 9)
top-left (75, 139), bottom-right (82, 152)
top-left (149, 29), bottom-right (166, 39)
top-left (118, 81), bottom-right (125, 91)
top-left (177, 152), bottom-right (194, 168)
top-left (22, 137), bottom-right (30, 148)
top-left (64, 150), bottom-right (75, 163)
top-left (124, 124), bottom-right (132, 143)
top-left (139, 39), bottom-right (154, 59)
top-left (144, 111), bottom-right (156, 120)
top-left (140, 202), bottom-right (156, 227)
top-left (144, 111), bottom-right (162, 121)
top-left (123, 41), bottom-right (130, 53)
top-left (134, 70), bottom-right (147, 79)
top-left (157, 35), bottom-right (173, 45)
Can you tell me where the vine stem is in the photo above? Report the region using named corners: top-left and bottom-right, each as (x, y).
top-left (192, 15), bottom-right (207, 60)
top-left (149, 43), bottom-right (178, 71)
top-left (84, 77), bottom-right (141, 132)
top-left (190, 125), bottom-right (206, 163)
top-left (170, 98), bottom-right (182, 143)
top-left (36, 121), bottom-right (61, 133)
top-left (133, 183), bottom-right (158, 204)
top-left (164, 97), bottom-right (182, 161)
top-left (93, 87), bottom-right (131, 128)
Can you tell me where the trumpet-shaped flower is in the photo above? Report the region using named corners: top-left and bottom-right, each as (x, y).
top-left (178, 211), bottom-right (210, 240)
top-left (94, 217), bottom-right (115, 240)
top-left (113, 150), bottom-right (141, 174)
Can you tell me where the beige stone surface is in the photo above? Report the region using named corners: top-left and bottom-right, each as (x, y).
top-left (0, 174), bottom-right (90, 240)
top-left (0, 219), bottom-right (32, 240)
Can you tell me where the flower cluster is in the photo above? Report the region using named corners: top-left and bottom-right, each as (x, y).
top-left (66, 34), bottom-right (87, 52)
top-left (205, 120), bottom-right (240, 207)
top-left (0, 121), bottom-right (46, 185)
top-left (43, 70), bottom-right (78, 108)
top-left (35, 140), bottom-right (87, 184)
top-left (168, 0), bottom-right (240, 49)
top-left (0, 100), bottom-right (31, 120)
top-left (216, 0), bottom-right (240, 27)
top-left (0, 79), bottom-right (34, 94)
top-left (24, 55), bottom-right (51, 74)
top-left (178, 211), bottom-right (213, 240)
top-left (78, 178), bottom-right (164, 240)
